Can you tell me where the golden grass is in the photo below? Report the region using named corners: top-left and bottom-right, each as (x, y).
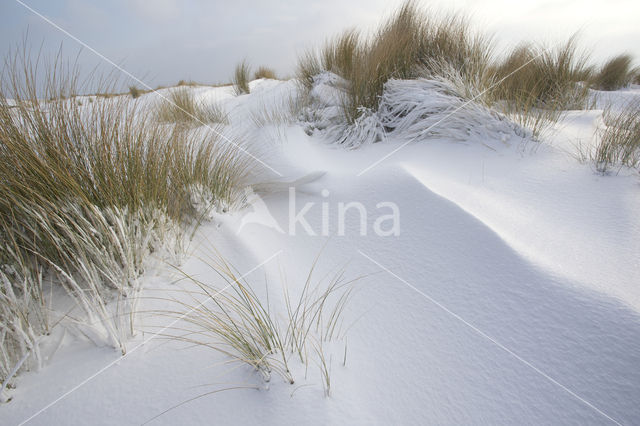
top-left (320, 29), bottom-right (361, 79)
top-left (155, 87), bottom-right (227, 125)
top-left (484, 37), bottom-right (592, 137)
top-left (0, 46), bottom-right (249, 382)
top-left (297, 50), bottom-right (323, 92)
top-left (297, 1), bottom-right (598, 140)
top-left (297, 1), bottom-right (494, 124)
top-left (177, 79), bottom-right (199, 87)
top-left (490, 37), bottom-right (591, 108)
top-left (233, 60), bottom-right (251, 95)
top-left (162, 254), bottom-right (356, 385)
top-left (129, 86), bottom-right (142, 98)
top-left (593, 54), bottom-right (634, 91)
top-left (254, 66), bottom-right (277, 80)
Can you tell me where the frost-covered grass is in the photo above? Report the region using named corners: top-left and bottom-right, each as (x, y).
top-left (593, 101), bottom-right (640, 172)
top-left (0, 48), bottom-right (250, 384)
top-left (155, 87), bottom-right (228, 125)
top-left (162, 256), bottom-right (355, 385)
top-left (378, 78), bottom-right (524, 142)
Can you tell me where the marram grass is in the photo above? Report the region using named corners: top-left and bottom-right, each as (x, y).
top-left (0, 46), bottom-right (250, 384)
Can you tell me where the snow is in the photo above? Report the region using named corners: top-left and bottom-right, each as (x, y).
top-left (2, 79), bottom-right (640, 425)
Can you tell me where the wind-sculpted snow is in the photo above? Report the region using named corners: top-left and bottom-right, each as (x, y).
top-left (302, 72), bottom-right (528, 148)
top-left (5, 161), bottom-right (640, 425)
top-left (379, 78), bottom-right (525, 145)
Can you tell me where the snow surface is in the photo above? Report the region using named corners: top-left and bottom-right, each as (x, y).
top-left (2, 79), bottom-right (640, 425)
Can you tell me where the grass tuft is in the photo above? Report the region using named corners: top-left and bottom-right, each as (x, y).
top-left (320, 29), bottom-right (361, 80)
top-left (298, 1), bottom-right (494, 125)
top-left (0, 45), bottom-right (249, 384)
top-left (481, 36), bottom-right (592, 137)
top-left (297, 1), bottom-right (598, 142)
top-left (593, 54), bottom-right (634, 91)
top-left (296, 50), bottom-right (323, 92)
top-left (163, 255), bottom-right (356, 386)
top-left (155, 87), bottom-right (227, 125)
top-left (254, 66), bottom-right (277, 80)
top-left (129, 86), bottom-right (142, 98)
top-left (489, 37), bottom-right (591, 106)
top-left (593, 101), bottom-right (640, 173)
top-left (233, 61), bottom-right (251, 96)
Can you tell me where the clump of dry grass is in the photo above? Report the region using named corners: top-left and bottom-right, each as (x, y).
top-left (487, 37), bottom-right (592, 137)
top-left (0, 45), bottom-right (249, 385)
top-left (156, 87), bottom-right (227, 125)
top-left (320, 29), bottom-right (361, 81)
top-left (254, 66), bottom-right (277, 80)
top-left (593, 54), bottom-right (634, 91)
top-left (341, 2), bottom-right (425, 122)
top-left (143, 255), bottom-right (355, 421)
top-left (297, 1), bottom-right (494, 124)
top-left (346, 2), bottom-right (493, 123)
top-left (593, 101), bottom-right (640, 173)
top-left (297, 51), bottom-right (323, 92)
top-left (490, 37), bottom-right (591, 108)
top-left (298, 1), bottom-right (597, 142)
top-left (233, 61), bottom-right (251, 95)
top-left (177, 80), bottom-right (200, 87)
top-left (163, 255), bottom-right (356, 385)
top-left (129, 86), bottom-right (142, 98)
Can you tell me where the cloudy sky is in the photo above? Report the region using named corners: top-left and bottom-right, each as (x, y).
top-left (1, 0), bottom-right (638, 90)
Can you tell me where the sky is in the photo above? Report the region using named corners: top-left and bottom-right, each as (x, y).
top-left (0, 0), bottom-right (638, 91)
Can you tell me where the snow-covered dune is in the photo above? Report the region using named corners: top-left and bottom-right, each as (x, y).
top-left (3, 80), bottom-right (639, 425)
